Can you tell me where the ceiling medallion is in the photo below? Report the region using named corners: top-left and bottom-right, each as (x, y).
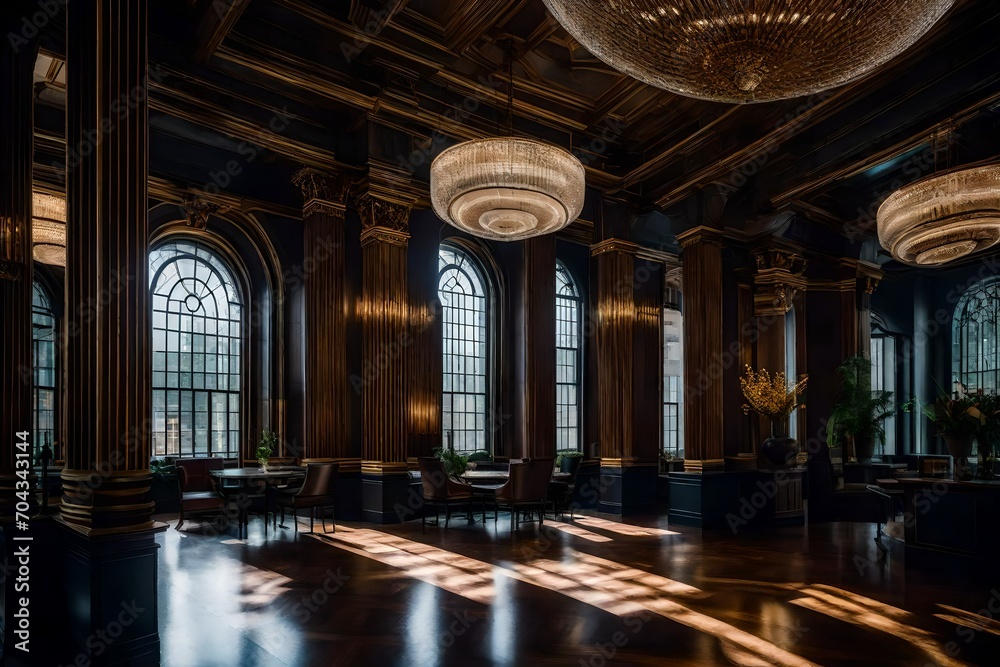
top-left (430, 137), bottom-right (585, 242)
top-left (877, 165), bottom-right (1000, 267)
top-left (542, 0), bottom-right (955, 104)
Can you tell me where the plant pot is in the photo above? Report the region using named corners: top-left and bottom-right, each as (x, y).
top-left (760, 419), bottom-right (800, 469)
top-left (942, 434), bottom-right (974, 481)
top-left (258, 459), bottom-right (269, 473)
top-left (854, 435), bottom-right (876, 464)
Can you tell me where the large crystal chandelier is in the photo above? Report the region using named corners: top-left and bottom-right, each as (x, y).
top-left (877, 165), bottom-right (1000, 267)
top-left (542, 0), bottom-right (956, 104)
top-left (431, 138), bottom-right (585, 241)
top-left (430, 42), bottom-right (585, 241)
top-left (32, 192), bottom-right (67, 267)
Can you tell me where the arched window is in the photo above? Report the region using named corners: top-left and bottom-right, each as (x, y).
top-left (32, 282), bottom-right (57, 453)
top-left (663, 306), bottom-right (684, 459)
top-left (954, 277), bottom-right (1000, 393)
top-left (439, 244), bottom-right (490, 453)
top-left (149, 240), bottom-right (243, 457)
top-left (555, 260), bottom-right (582, 451)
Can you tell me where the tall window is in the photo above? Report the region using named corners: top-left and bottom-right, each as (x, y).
top-left (953, 277), bottom-right (1000, 393)
top-left (439, 244), bottom-right (490, 453)
top-left (555, 261), bottom-right (582, 451)
top-left (871, 330), bottom-right (897, 456)
top-left (663, 307), bottom-right (684, 459)
top-left (32, 282), bottom-right (57, 454)
top-left (149, 240), bottom-right (243, 457)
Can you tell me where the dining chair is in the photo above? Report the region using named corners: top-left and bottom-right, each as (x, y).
top-left (417, 457), bottom-right (476, 527)
top-left (549, 455), bottom-right (583, 518)
top-left (175, 458), bottom-right (226, 531)
top-left (494, 458), bottom-right (554, 529)
top-left (274, 462), bottom-right (339, 533)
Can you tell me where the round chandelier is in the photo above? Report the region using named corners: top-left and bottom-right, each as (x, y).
top-left (541, 0), bottom-right (956, 104)
top-left (877, 165), bottom-right (1000, 267)
top-left (430, 137), bottom-right (585, 242)
top-left (32, 192), bottom-right (67, 267)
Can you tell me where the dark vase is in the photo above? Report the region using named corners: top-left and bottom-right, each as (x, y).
top-left (854, 435), bottom-right (876, 464)
top-left (943, 434), bottom-right (974, 481)
top-left (760, 418), bottom-right (800, 469)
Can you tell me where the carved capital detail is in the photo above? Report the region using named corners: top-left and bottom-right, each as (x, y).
top-left (181, 198), bottom-right (226, 231)
top-left (293, 168), bottom-right (351, 218)
top-left (355, 192), bottom-right (411, 234)
top-left (753, 249), bottom-right (807, 275)
top-left (754, 283), bottom-right (801, 315)
top-left (753, 249), bottom-right (807, 316)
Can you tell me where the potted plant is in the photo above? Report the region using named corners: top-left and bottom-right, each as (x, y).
top-left (433, 446), bottom-right (469, 479)
top-left (150, 458), bottom-right (180, 514)
top-left (256, 430), bottom-right (278, 472)
top-left (826, 356), bottom-right (895, 464)
top-left (909, 391), bottom-right (983, 481)
top-left (740, 365), bottom-right (808, 468)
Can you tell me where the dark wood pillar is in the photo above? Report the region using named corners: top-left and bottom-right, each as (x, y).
top-left (678, 227), bottom-right (726, 472)
top-left (293, 168), bottom-right (351, 460)
top-left (0, 1), bottom-right (36, 511)
top-left (356, 190), bottom-right (412, 522)
top-left (591, 237), bottom-right (659, 514)
top-left (61, 0), bottom-right (154, 533)
top-left (0, 5), bottom-right (39, 660)
top-left (59, 2), bottom-right (164, 663)
top-left (406, 219), bottom-right (441, 463)
top-left (520, 236), bottom-right (556, 459)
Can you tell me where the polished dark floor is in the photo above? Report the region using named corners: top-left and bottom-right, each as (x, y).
top-left (156, 511), bottom-right (1000, 667)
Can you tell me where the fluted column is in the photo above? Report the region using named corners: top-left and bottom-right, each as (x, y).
top-left (679, 228), bottom-right (725, 472)
top-left (61, 0), bottom-right (154, 534)
top-left (592, 239), bottom-right (636, 465)
top-left (356, 192), bottom-right (411, 473)
top-left (0, 3), bottom-right (36, 516)
top-left (293, 168), bottom-right (350, 459)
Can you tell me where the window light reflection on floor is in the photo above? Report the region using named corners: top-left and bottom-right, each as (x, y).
top-left (315, 527), bottom-right (817, 667)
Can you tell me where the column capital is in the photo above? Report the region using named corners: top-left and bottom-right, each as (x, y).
top-left (752, 249), bottom-right (808, 316)
top-left (590, 238), bottom-right (640, 257)
top-left (293, 167), bottom-right (351, 218)
top-left (355, 191), bottom-right (411, 247)
top-left (677, 225), bottom-right (726, 249)
top-left (856, 261), bottom-right (884, 295)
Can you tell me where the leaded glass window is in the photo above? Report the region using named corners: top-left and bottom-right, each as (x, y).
top-left (149, 240), bottom-right (243, 457)
top-left (556, 260), bottom-right (582, 451)
top-left (954, 277), bottom-right (1000, 393)
top-left (439, 244), bottom-right (489, 453)
top-left (663, 307), bottom-right (684, 459)
top-left (32, 282), bottom-right (57, 454)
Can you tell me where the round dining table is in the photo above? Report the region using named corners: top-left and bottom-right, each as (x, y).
top-left (210, 467), bottom-right (306, 538)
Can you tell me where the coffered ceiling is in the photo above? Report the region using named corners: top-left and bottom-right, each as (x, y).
top-left (30, 0), bottom-right (1000, 262)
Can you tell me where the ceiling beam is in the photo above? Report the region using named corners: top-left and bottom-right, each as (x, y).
top-left (194, 0), bottom-right (251, 63)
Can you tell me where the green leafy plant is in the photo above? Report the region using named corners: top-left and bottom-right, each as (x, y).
top-left (555, 450), bottom-right (583, 468)
top-left (433, 446), bottom-right (469, 478)
top-left (905, 393), bottom-right (984, 438)
top-left (150, 458), bottom-right (177, 478)
top-left (826, 356), bottom-right (895, 447)
top-left (256, 429), bottom-right (278, 462)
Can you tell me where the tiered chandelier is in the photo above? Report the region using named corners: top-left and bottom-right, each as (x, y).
top-left (877, 164), bottom-right (1000, 266)
top-left (541, 0), bottom-right (956, 104)
top-left (430, 42), bottom-right (585, 241)
top-left (32, 192), bottom-right (67, 267)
